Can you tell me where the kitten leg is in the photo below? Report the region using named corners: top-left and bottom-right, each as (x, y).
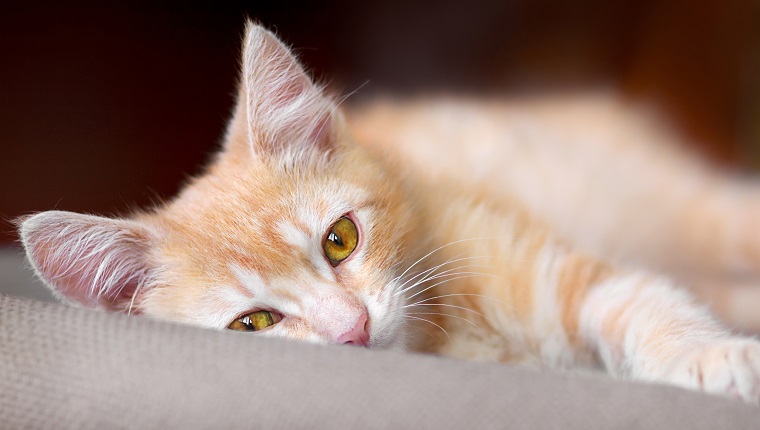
top-left (576, 271), bottom-right (760, 403)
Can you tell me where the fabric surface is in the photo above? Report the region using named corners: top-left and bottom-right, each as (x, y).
top-left (0, 248), bottom-right (55, 303)
top-left (0, 295), bottom-right (758, 429)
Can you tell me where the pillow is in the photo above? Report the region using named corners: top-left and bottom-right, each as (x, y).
top-left (1, 295), bottom-right (757, 429)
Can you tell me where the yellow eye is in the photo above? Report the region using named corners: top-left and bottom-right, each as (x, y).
top-left (323, 216), bottom-right (358, 266)
top-left (228, 311), bottom-right (282, 332)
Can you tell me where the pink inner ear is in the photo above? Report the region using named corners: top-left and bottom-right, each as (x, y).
top-left (264, 56), bottom-right (311, 111)
top-left (22, 212), bottom-right (151, 312)
top-left (42, 247), bottom-right (143, 312)
top-left (242, 24), bottom-right (337, 157)
top-left (307, 113), bottom-right (333, 152)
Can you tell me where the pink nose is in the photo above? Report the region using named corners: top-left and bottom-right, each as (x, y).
top-left (337, 313), bottom-right (370, 347)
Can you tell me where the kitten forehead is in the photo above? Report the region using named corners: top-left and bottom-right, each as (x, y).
top-left (230, 265), bottom-right (267, 297)
top-left (276, 218), bottom-right (334, 279)
top-left (289, 183), bottom-right (370, 229)
top-left (278, 220), bottom-right (310, 250)
top-left (294, 205), bottom-right (321, 236)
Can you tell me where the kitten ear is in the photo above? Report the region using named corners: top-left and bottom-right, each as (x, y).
top-left (234, 22), bottom-right (337, 162)
top-left (18, 211), bottom-right (156, 312)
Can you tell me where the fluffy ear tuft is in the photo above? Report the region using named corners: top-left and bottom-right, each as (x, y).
top-left (237, 22), bottom-right (338, 163)
top-left (18, 211), bottom-right (156, 312)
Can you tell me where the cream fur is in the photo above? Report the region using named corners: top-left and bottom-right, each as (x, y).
top-left (18, 22), bottom-right (760, 404)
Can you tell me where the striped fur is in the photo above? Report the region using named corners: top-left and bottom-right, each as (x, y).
top-left (19, 23), bottom-right (760, 403)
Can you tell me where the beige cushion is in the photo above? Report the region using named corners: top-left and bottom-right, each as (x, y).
top-left (0, 295), bottom-right (758, 429)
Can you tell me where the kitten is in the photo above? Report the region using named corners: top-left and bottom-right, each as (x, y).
top-left (19, 22), bottom-right (760, 403)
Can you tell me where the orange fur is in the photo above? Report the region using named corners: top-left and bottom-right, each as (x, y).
top-left (557, 254), bottom-right (613, 347)
top-left (19, 22), bottom-right (760, 403)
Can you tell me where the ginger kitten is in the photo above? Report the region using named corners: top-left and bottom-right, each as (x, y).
top-left (19, 22), bottom-right (760, 403)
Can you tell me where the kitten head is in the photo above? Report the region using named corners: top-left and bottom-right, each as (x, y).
top-left (19, 23), bottom-right (420, 349)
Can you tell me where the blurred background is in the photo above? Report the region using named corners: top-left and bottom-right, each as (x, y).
top-left (1, 0), bottom-right (759, 246)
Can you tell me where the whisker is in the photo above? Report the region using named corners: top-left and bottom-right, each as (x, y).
top-left (311, 80), bottom-right (370, 147)
top-left (407, 311), bottom-right (480, 328)
top-left (407, 325), bottom-right (435, 342)
top-left (395, 257), bottom-right (495, 293)
top-left (392, 252), bottom-right (464, 288)
top-left (400, 268), bottom-right (501, 300)
top-left (402, 330), bottom-right (423, 343)
top-left (405, 302), bottom-right (486, 318)
top-left (394, 237), bottom-right (503, 287)
top-left (404, 272), bottom-right (476, 300)
top-left (411, 292), bottom-right (508, 308)
top-left (391, 267), bottom-right (435, 292)
top-left (405, 315), bottom-right (451, 341)
top-left (403, 273), bottom-right (499, 303)
top-left (394, 255), bottom-right (495, 297)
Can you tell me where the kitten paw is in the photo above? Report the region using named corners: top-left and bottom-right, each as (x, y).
top-left (663, 338), bottom-right (760, 404)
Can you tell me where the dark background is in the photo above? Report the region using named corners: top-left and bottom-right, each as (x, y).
top-left (1, 1), bottom-right (758, 244)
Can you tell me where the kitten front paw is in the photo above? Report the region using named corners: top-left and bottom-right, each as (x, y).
top-left (662, 338), bottom-right (760, 404)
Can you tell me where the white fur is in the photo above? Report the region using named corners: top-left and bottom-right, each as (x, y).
top-left (230, 265), bottom-right (268, 298)
top-left (21, 23), bottom-right (760, 405)
top-left (531, 244), bottom-right (575, 368)
top-left (577, 274), bottom-right (760, 402)
top-left (242, 24), bottom-right (335, 166)
top-left (579, 274), bottom-right (724, 378)
top-left (20, 211), bottom-right (152, 308)
top-left (277, 220), bottom-right (311, 253)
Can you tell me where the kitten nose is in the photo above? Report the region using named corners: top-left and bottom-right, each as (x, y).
top-left (337, 313), bottom-right (370, 347)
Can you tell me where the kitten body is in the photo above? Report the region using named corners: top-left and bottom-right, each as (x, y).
top-left (19, 23), bottom-right (760, 402)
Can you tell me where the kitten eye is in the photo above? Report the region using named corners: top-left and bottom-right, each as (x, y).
top-left (228, 311), bottom-right (282, 332)
top-left (323, 216), bottom-right (358, 266)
